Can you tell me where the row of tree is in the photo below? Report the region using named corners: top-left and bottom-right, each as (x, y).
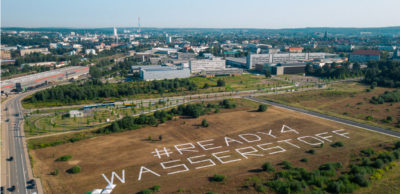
top-left (305, 62), bottom-right (363, 79)
top-left (97, 100), bottom-right (236, 134)
top-left (26, 78), bottom-right (198, 104)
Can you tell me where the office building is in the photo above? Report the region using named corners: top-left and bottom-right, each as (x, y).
top-left (246, 53), bottom-right (328, 69)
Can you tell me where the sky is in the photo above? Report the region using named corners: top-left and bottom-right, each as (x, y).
top-left (1, 0), bottom-right (400, 29)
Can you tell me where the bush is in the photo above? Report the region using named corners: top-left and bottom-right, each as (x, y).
top-left (262, 162), bottom-right (275, 172)
top-left (331, 141), bottom-right (344, 148)
top-left (351, 173), bottom-right (369, 187)
top-left (280, 161), bottom-right (293, 169)
top-left (151, 185), bottom-right (161, 192)
top-left (201, 119), bottom-right (209, 127)
top-left (210, 174), bottom-right (225, 182)
top-left (140, 189), bottom-right (152, 194)
top-left (220, 99), bottom-right (236, 109)
top-left (395, 141), bottom-right (400, 149)
top-left (67, 165), bottom-right (81, 174)
top-left (300, 158), bottom-right (308, 162)
top-left (307, 149), bottom-right (316, 154)
top-left (217, 79), bottom-right (226, 87)
top-left (55, 155), bottom-right (72, 161)
top-left (50, 169), bottom-right (59, 176)
top-left (258, 104), bottom-right (268, 112)
top-left (361, 148), bottom-right (375, 156)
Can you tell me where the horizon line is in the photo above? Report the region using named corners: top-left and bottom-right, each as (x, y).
top-left (2, 25), bottom-right (400, 30)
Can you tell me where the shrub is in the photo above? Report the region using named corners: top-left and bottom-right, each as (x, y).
top-left (351, 173), bottom-right (369, 187)
top-left (280, 161), bottom-right (293, 169)
top-left (210, 174), bottom-right (225, 182)
top-left (331, 141), bottom-right (344, 148)
top-left (300, 158), bottom-right (308, 162)
top-left (55, 155), bottom-right (72, 161)
top-left (140, 189), bottom-right (152, 194)
top-left (262, 162), bottom-right (275, 172)
top-left (256, 184), bottom-right (267, 193)
top-left (151, 185), bottom-right (161, 192)
top-left (258, 105), bottom-right (267, 112)
top-left (361, 148), bottom-right (375, 156)
top-left (217, 79), bottom-right (226, 87)
top-left (307, 149), bottom-right (316, 154)
top-left (67, 165), bottom-right (81, 174)
top-left (395, 141), bottom-right (400, 149)
top-left (201, 119), bottom-right (209, 127)
top-left (50, 169), bottom-right (59, 176)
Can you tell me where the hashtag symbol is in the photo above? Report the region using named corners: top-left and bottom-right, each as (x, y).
top-left (152, 147), bottom-right (173, 159)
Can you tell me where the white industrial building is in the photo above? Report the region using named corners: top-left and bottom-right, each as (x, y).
top-left (189, 58), bottom-right (226, 74)
top-left (137, 65), bottom-right (191, 81)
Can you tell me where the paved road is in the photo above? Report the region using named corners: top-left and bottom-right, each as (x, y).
top-left (2, 92), bottom-right (39, 194)
top-left (245, 96), bottom-right (400, 139)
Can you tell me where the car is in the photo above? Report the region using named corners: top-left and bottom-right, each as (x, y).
top-left (1, 186), bottom-right (4, 191)
top-left (5, 119), bottom-right (9, 122)
top-left (7, 156), bottom-right (13, 161)
top-left (8, 185), bottom-right (15, 192)
top-left (27, 179), bottom-right (35, 184)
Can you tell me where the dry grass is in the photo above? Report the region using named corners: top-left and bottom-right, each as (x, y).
top-left (30, 102), bottom-right (398, 193)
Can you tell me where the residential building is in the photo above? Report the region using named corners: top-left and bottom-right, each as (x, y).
top-left (289, 47), bottom-right (303, 53)
top-left (0, 49), bottom-right (11, 59)
top-left (19, 48), bottom-right (49, 56)
top-left (349, 50), bottom-right (380, 62)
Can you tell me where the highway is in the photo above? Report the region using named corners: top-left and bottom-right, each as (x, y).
top-left (245, 96), bottom-right (400, 139)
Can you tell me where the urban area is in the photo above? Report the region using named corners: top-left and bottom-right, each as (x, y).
top-left (1, 6), bottom-right (400, 194)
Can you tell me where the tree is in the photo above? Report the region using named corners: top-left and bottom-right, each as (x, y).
top-left (258, 104), bottom-right (267, 112)
top-left (217, 79), bottom-right (226, 87)
top-left (265, 70), bottom-right (272, 78)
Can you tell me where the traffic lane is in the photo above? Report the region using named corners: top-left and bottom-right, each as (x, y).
top-left (245, 96), bottom-right (400, 138)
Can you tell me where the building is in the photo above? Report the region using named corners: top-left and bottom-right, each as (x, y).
top-left (226, 57), bottom-right (246, 68)
top-left (0, 49), bottom-right (11, 59)
top-left (85, 49), bottom-right (97, 55)
top-left (349, 50), bottom-right (380, 63)
top-left (140, 66), bottom-right (191, 81)
top-left (246, 53), bottom-right (329, 69)
top-left (189, 58), bottom-right (226, 74)
top-left (69, 110), bottom-right (84, 118)
top-left (25, 61), bottom-right (57, 67)
top-left (271, 63), bottom-right (307, 75)
top-left (289, 47), bottom-right (303, 53)
top-left (19, 48), bottom-right (49, 56)
top-left (393, 49), bottom-right (400, 61)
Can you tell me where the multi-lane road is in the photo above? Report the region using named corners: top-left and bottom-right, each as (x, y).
top-left (1, 92), bottom-right (38, 194)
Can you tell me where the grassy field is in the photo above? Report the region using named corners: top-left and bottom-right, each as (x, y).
top-left (261, 82), bottom-right (400, 131)
top-left (21, 74), bottom-right (291, 109)
top-left (24, 101), bottom-right (168, 137)
top-left (29, 99), bottom-right (398, 193)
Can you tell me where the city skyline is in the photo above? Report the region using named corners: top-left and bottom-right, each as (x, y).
top-left (2, 0), bottom-right (400, 29)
